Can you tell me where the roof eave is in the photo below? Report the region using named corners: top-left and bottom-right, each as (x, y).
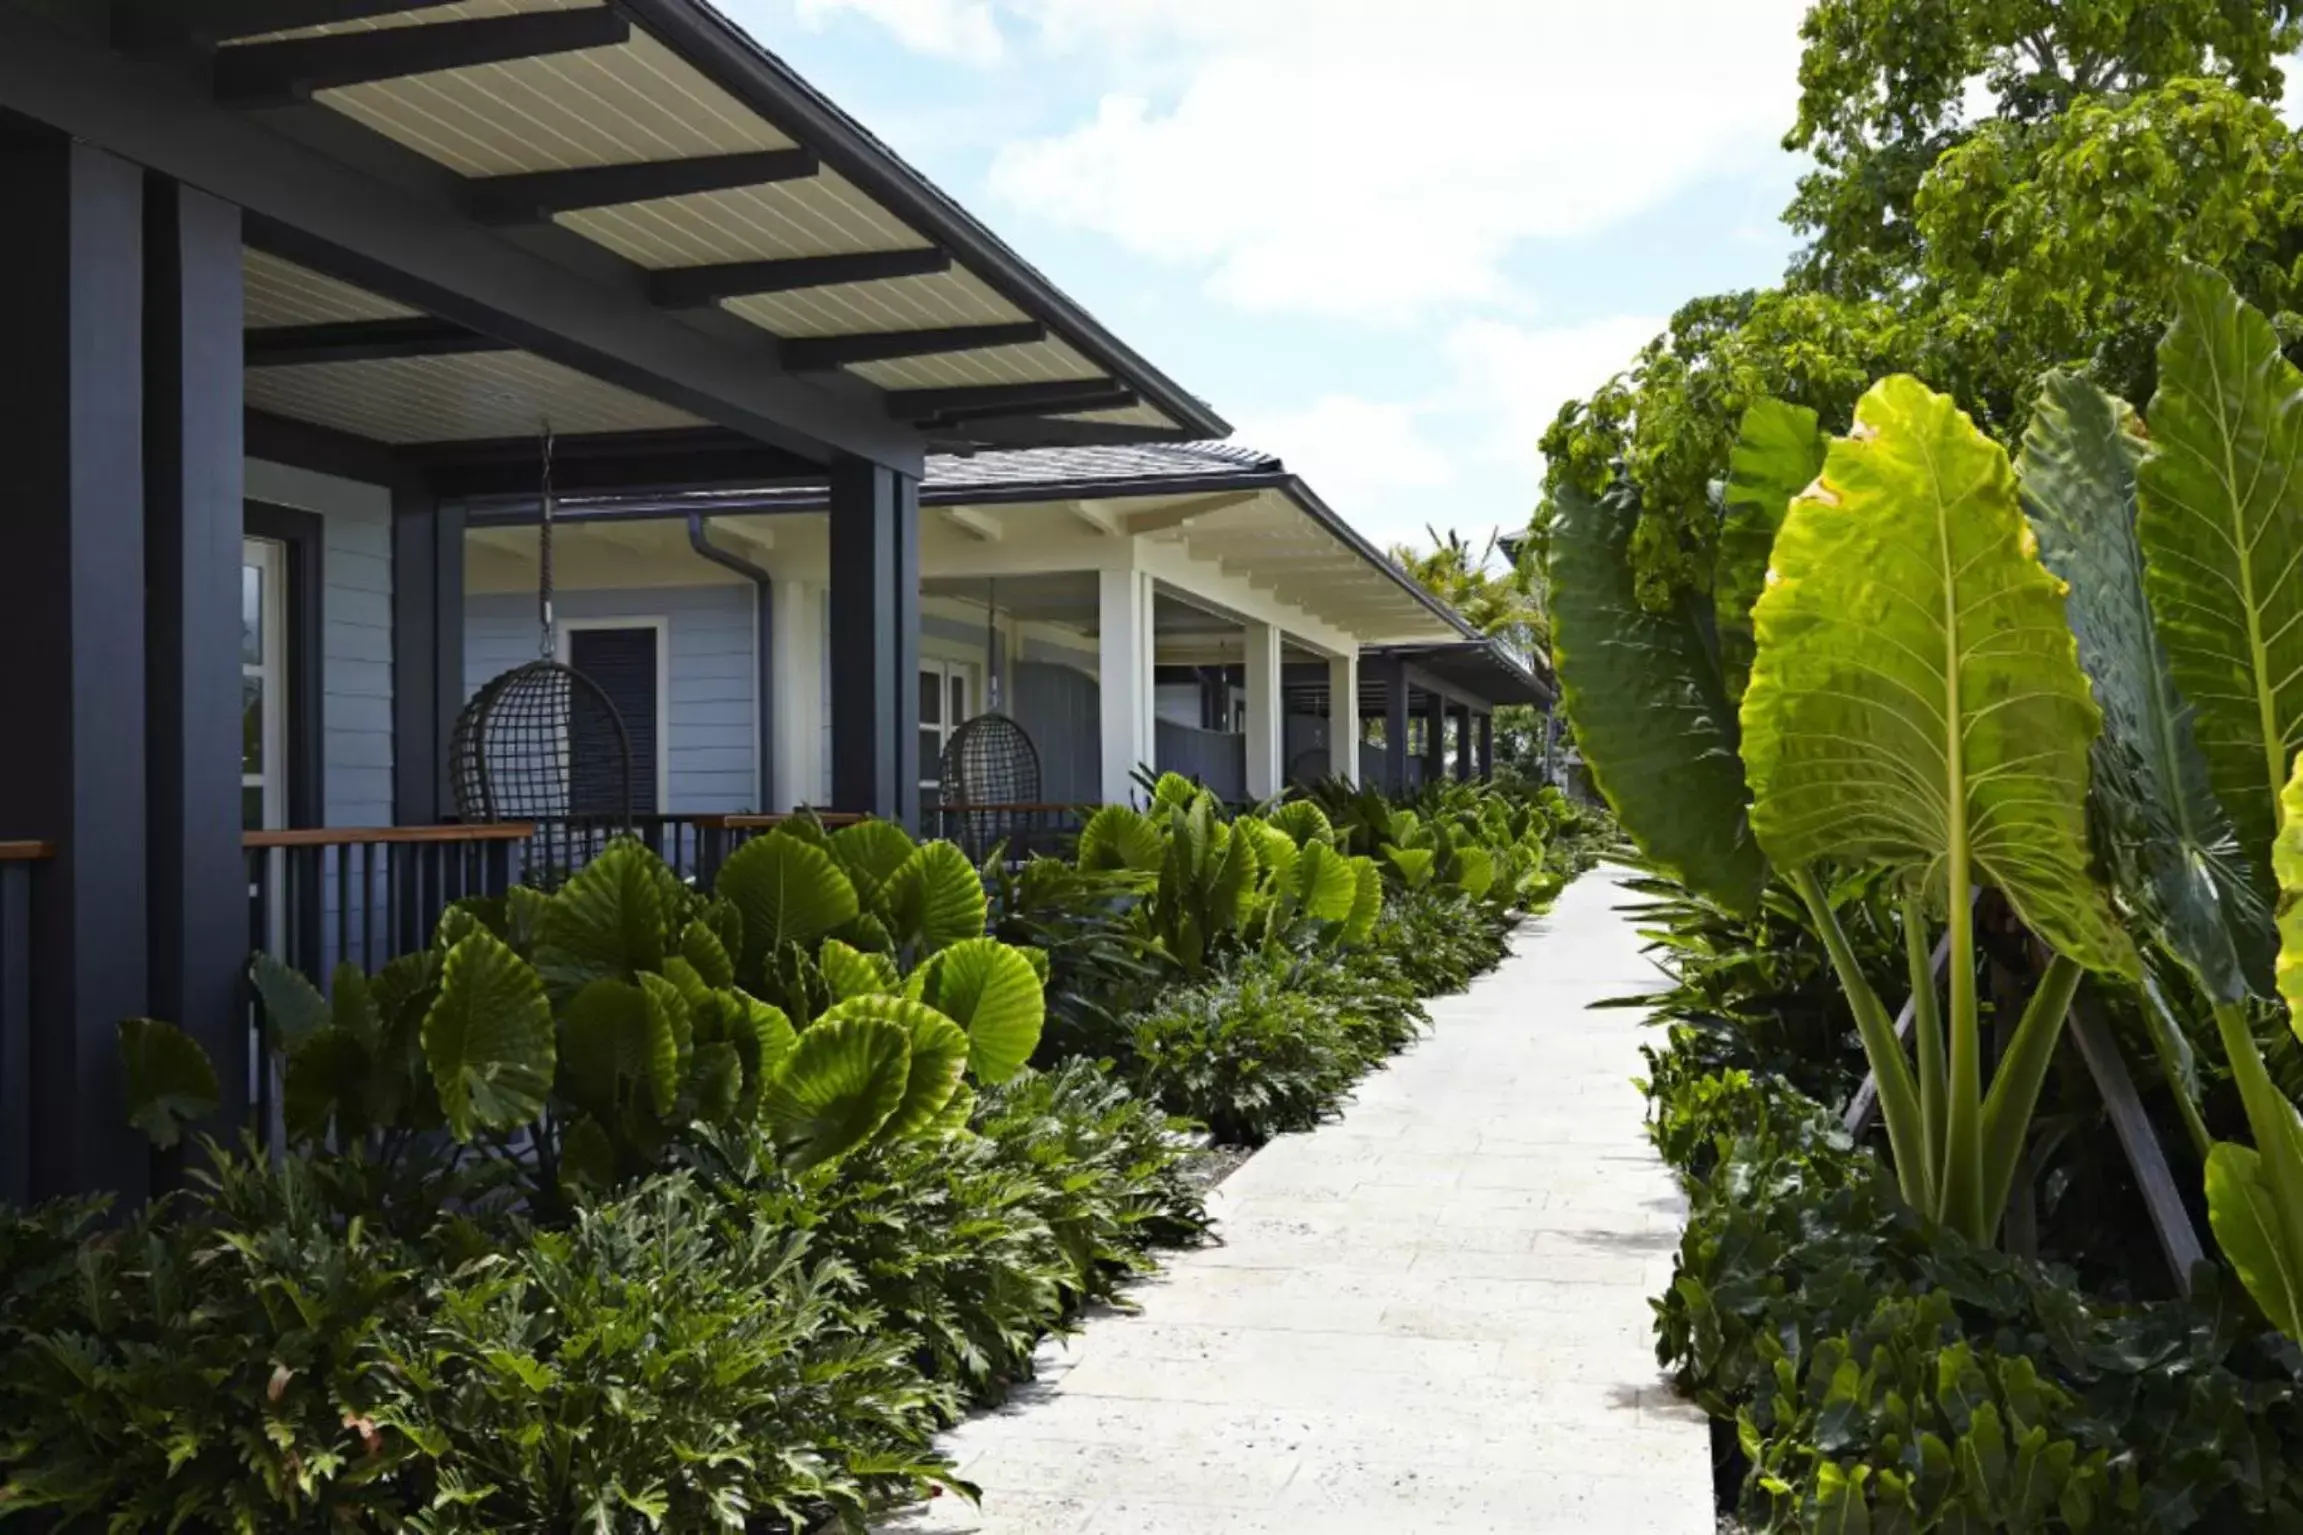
top-left (626, 0), bottom-right (1230, 443)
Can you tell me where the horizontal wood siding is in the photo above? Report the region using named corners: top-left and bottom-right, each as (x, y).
top-left (465, 584), bottom-right (759, 814)
top-left (1156, 720), bottom-right (1246, 802)
top-left (1010, 660), bottom-right (1100, 805)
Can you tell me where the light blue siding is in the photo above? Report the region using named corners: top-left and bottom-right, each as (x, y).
top-left (1010, 660), bottom-right (1100, 803)
top-left (465, 584), bottom-right (760, 813)
top-left (246, 457), bottom-right (394, 828)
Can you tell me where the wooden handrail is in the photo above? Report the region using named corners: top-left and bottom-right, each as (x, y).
top-left (933, 802), bottom-right (1090, 815)
top-left (0, 841), bottom-right (56, 862)
top-left (702, 811), bottom-right (867, 829)
top-left (243, 823), bottom-right (538, 850)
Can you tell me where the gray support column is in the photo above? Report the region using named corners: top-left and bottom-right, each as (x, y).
top-left (1381, 659), bottom-right (1409, 795)
top-left (829, 457), bottom-right (921, 827)
top-left (143, 173), bottom-right (248, 1132)
top-left (1477, 712), bottom-right (1495, 781)
top-left (392, 482), bottom-right (465, 824)
top-left (1452, 704), bottom-right (1475, 782)
top-left (0, 141), bottom-right (151, 1201)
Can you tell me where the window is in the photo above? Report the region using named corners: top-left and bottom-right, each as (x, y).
top-left (919, 658), bottom-right (978, 799)
top-left (241, 537), bottom-right (287, 831)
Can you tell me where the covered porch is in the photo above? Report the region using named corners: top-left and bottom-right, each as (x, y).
top-left (0, 0), bottom-right (1222, 1200)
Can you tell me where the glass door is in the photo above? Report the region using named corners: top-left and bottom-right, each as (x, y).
top-left (919, 659), bottom-right (977, 801)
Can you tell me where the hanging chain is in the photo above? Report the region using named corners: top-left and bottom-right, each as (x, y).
top-left (985, 577), bottom-right (1000, 712)
top-left (537, 420), bottom-right (556, 659)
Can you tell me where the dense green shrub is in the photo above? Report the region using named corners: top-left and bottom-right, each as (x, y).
top-left (1125, 959), bottom-right (1363, 1143)
top-left (1656, 1071), bottom-right (2303, 1531)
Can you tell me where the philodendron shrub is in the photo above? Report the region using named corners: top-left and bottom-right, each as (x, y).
top-left (130, 822), bottom-right (1049, 1206)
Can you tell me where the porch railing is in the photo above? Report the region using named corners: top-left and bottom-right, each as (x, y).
top-left (522, 811), bottom-right (865, 890)
top-left (0, 841), bottom-right (51, 1206)
top-left (245, 823), bottom-right (534, 982)
top-left (930, 803), bottom-right (1088, 864)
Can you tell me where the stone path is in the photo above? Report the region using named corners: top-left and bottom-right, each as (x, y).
top-left (883, 866), bottom-right (1712, 1534)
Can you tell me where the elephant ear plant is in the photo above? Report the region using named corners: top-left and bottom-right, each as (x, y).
top-left (124, 828), bottom-right (1044, 1203)
top-left (1555, 373), bottom-right (2140, 1248)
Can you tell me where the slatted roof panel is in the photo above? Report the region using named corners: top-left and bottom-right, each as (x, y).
top-left (246, 348), bottom-right (707, 442)
top-left (216, 0), bottom-right (1212, 446)
top-left (243, 248), bottom-right (417, 325)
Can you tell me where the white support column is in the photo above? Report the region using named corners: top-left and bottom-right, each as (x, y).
top-left (1098, 564), bottom-right (1153, 805)
top-left (771, 576), bottom-right (824, 810)
top-left (1328, 650), bottom-right (1360, 785)
top-left (1243, 620), bottom-right (1284, 802)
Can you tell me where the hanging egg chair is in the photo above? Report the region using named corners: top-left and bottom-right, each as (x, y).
top-left (448, 425), bottom-right (637, 848)
top-left (936, 583), bottom-right (1041, 857)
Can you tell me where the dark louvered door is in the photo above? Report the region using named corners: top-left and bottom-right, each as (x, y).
top-left (569, 627), bottom-right (659, 815)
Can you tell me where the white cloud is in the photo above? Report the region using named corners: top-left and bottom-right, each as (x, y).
top-left (1229, 312), bottom-right (1662, 551)
top-left (792, 0), bottom-right (1005, 65)
top-left (984, 0), bottom-right (1808, 320)
top-left (1442, 313), bottom-right (1663, 469)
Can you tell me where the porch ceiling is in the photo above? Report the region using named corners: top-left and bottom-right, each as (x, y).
top-left (244, 251), bottom-right (709, 441)
top-left (202, 0), bottom-right (1221, 451)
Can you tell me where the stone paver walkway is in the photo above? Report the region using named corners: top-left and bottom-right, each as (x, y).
top-left (884, 866), bottom-right (1711, 1534)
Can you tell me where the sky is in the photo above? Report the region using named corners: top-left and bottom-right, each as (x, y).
top-left (713, 0), bottom-right (1823, 556)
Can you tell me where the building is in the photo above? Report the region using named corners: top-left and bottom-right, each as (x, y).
top-left (0, 0), bottom-right (1545, 1201)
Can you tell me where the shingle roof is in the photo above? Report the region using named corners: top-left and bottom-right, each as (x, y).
top-left (922, 439), bottom-right (1281, 491)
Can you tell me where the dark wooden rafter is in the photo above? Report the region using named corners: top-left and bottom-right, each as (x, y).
top-left (112, 0), bottom-right (463, 52)
top-left (406, 425), bottom-right (819, 499)
top-left (886, 377), bottom-right (1124, 421)
top-left (649, 246), bottom-right (951, 310)
top-left (936, 416), bottom-right (1192, 450)
top-left (784, 321), bottom-right (1043, 372)
top-left (466, 147), bottom-right (820, 224)
top-left (213, 7), bottom-right (631, 108)
top-left (245, 315), bottom-right (510, 366)
top-left (928, 389), bottom-right (1137, 427)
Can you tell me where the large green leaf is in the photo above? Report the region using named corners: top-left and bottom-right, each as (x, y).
top-left (1718, 397), bottom-right (1827, 703)
top-left (534, 840), bottom-right (678, 994)
top-left (1292, 840), bottom-right (1360, 922)
top-left (1075, 805), bottom-right (1166, 875)
top-left (560, 978), bottom-right (678, 1120)
top-left (909, 937), bottom-right (1044, 1084)
top-left (248, 950), bottom-right (329, 1048)
top-left (819, 938), bottom-right (899, 1001)
top-left (814, 995), bottom-right (966, 1139)
top-left (1341, 858), bottom-right (1384, 946)
top-left (1266, 800), bottom-right (1335, 849)
top-left (885, 840), bottom-right (987, 952)
top-left (282, 1026), bottom-right (376, 1144)
top-left (1075, 805), bottom-right (1167, 876)
top-left (421, 930), bottom-right (555, 1141)
top-left (1743, 373), bottom-right (2133, 978)
top-left (830, 819), bottom-right (918, 906)
top-left (761, 1013), bottom-right (911, 1168)
top-left (2022, 369), bottom-right (2271, 1003)
top-left (1549, 477), bottom-right (1765, 913)
top-left (715, 831), bottom-right (860, 979)
top-left (2138, 263), bottom-right (2303, 882)
top-left (2207, 1140), bottom-right (2303, 1338)
top-left (119, 1018), bottom-right (218, 1149)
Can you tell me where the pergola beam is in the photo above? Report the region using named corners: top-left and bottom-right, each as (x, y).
top-left (467, 148), bottom-right (820, 225)
top-left (950, 417), bottom-right (1191, 449)
top-left (245, 315), bottom-right (511, 367)
top-left (888, 377), bottom-right (1123, 420)
top-left (1124, 490), bottom-right (1261, 537)
top-left (113, 0), bottom-right (463, 51)
top-left (650, 246), bottom-right (950, 310)
top-left (930, 390), bottom-right (1137, 427)
top-left (785, 321), bottom-right (1044, 372)
top-left (214, 8), bottom-right (631, 108)
top-left (938, 507), bottom-right (1004, 542)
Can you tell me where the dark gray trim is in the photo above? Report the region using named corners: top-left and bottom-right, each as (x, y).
top-left (686, 515), bottom-right (774, 811)
top-left (246, 407), bottom-right (403, 485)
top-left (245, 501), bottom-right (327, 828)
top-left (214, 8), bottom-right (631, 108)
top-left (468, 147), bottom-right (819, 225)
top-left (1420, 689), bottom-right (1445, 783)
top-left (114, 0), bottom-right (465, 51)
top-left (144, 173), bottom-right (250, 1153)
top-left (417, 426), bottom-right (821, 500)
top-left (247, 315), bottom-right (511, 367)
top-left (828, 459), bottom-right (920, 826)
top-left (888, 378), bottom-right (1122, 419)
top-left (0, 140), bottom-right (151, 1202)
top-left (1476, 712), bottom-right (1494, 781)
top-left (786, 322), bottom-right (1044, 372)
top-left (617, 0), bottom-right (1228, 441)
top-left (649, 246), bottom-right (950, 310)
top-left (930, 390), bottom-right (1137, 427)
top-left (391, 481), bottom-right (464, 823)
